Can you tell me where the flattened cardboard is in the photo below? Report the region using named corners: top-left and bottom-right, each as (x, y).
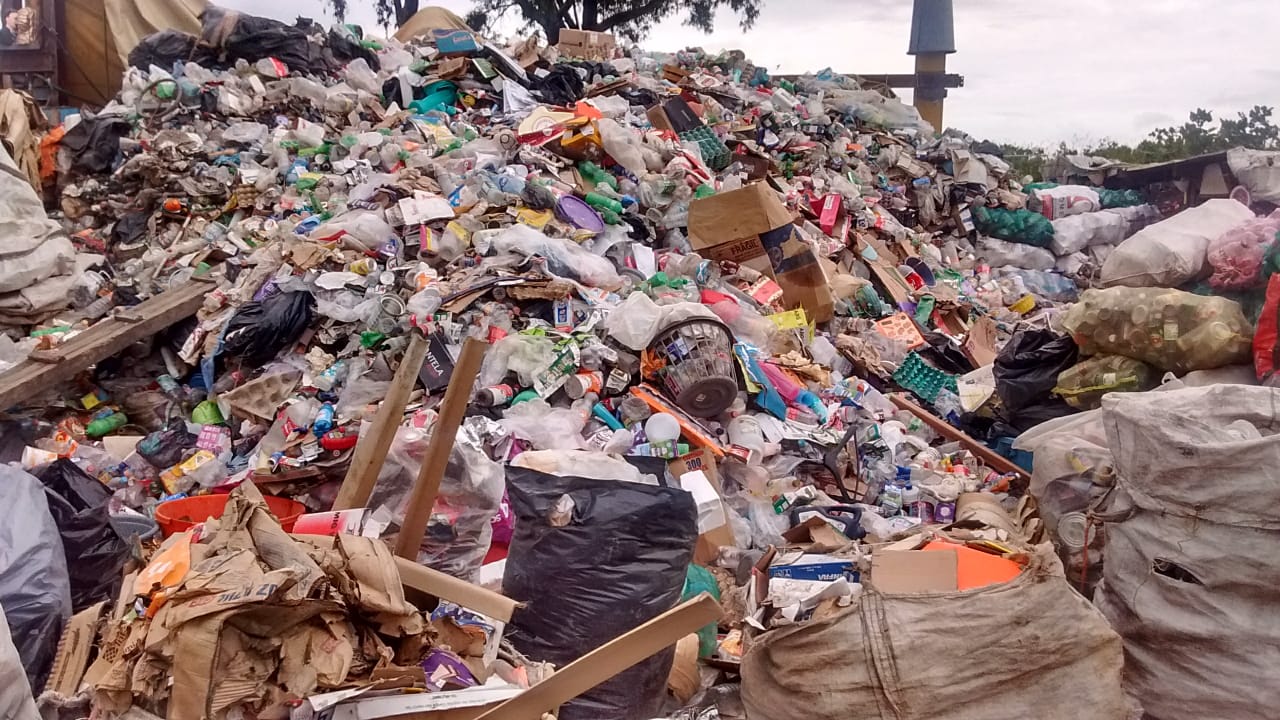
top-left (44, 601), bottom-right (106, 695)
top-left (963, 315), bottom-right (999, 368)
top-left (869, 549), bottom-right (959, 593)
top-left (688, 182), bottom-right (834, 322)
top-left (417, 331), bottom-right (456, 392)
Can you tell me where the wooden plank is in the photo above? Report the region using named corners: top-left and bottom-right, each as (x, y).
top-left (475, 594), bottom-right (722, 720)
top-left (332, 332), bottom-right (430, 511)
top-left (394, 556), bottom-right (519, 623)
top-left (888, 393), bottom-right (1030, 481)
top-left (393, 337), bottom-right (487, 560)
top-left (0, 278), bottom-right (213, 411)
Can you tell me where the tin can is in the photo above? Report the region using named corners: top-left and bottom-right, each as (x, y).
top-left (564, 370), bottom-right (604, 400)
top-left (350, 257), bottom-right (378, 275)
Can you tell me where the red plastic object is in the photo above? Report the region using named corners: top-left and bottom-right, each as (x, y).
top-left (155, 494), bottom-right (306, 537)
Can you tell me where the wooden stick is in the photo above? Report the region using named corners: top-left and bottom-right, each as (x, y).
top-left (888, 392), bottom-right (1030, 480)
top-left (393, 337), bottom-right (487, 560)
top-left (474, 594), bottom-right (723, 720)
top-left (394, 556), bottom-right (519, 623)
top-left (332, 333), bottom-right (430, 510)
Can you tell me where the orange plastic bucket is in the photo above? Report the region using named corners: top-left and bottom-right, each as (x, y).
top-left (155, 494), bottom-right (306, 537)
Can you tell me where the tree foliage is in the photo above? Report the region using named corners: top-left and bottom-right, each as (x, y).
top-left (1000, 106), bottom-right (1279, 181)
top-left (463, 0), bottom-right (762, 44)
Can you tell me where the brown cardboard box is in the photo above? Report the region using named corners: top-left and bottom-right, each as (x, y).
top-left (556, 29), bottom-right (617, 60)
top-left (688, 182), bottom-right (835, 322)
top-left (670, 449), bottom-right (735, 564)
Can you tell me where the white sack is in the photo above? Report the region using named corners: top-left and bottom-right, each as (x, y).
top-left (1101, 198), bottom-right (1254, 288)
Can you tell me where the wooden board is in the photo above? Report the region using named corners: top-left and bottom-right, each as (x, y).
top-left (393, 337), bottom-right (487, 560)
top-left (888, 393), bottom-right (1029, 481)
top-left (0, 278), bottom-right (213, 411)
top-left (475, 594), bottom-right (722, 720)
top-left (332, 333), bottom-right (430, 511)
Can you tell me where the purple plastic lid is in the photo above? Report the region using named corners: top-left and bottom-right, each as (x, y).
top-left (557, 195), bottom-right (606, 233)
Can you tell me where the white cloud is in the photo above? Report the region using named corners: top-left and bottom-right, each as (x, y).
top-left (214, 0), bottom-right (1280, 147)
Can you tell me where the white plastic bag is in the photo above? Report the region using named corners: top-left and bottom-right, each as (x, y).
top-left (1101, 198), bottom-right (1255, 288)
top-left (976, 236), bottom-right (1055, 271)
top-left (1028, 185), bottom-right (1100, 220)
top-left (1049, 210), bottom-right (1127, 255)
top-left (492, 223), bottom-right (623, 290)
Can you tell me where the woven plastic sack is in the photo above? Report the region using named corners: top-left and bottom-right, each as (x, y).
top-left (741, 543), bottom-right (1127, 720)
top-left (1101, 198), bottom-right (1254, 288)
top-left (1063, 287), bottom-right (1253, 373)
top-left (1050, 210), bottom-right (1127, 255)
top-left (1054, 354), bottom-right (1157, 410)
top-left (1206, 210), bottom-right (1280, 291)
top-left (1095, 386), bottom-right (1280, 720)
top-left (1028, 184), bottom-right (1101, 220)
top-left (976, 236), bottom-right (1055, 271)
top-left (971, 206), bottom-right (1054, 247)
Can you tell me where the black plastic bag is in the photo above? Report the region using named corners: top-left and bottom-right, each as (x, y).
top-left (36, 460), bottom-right (129, 612)
top-left (503, 467), bottom-right (698, 720)
top-left (201, 6), bottom-right (326, 76)
top-left (0, 466), bottom-right (71, 691)
top-left (137, 417), bottom-right (196, 469)
top-left (128, 30), bottom-right (221, 71)
top-left (993, 329), bottom-right (1079, 430)
top-left (60, 116), bottom-right (131, 174)
top-left (220, 290), bottom-right (314, 366)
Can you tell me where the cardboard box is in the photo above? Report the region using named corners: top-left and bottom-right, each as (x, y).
top-left (432, 29), bottom-right (481, 56)
top-left (556, 29), bottom-right (616, 60)
top-left (688, 182), bottom-right (835, 322)
top-left (767, 552), bottom-right (860, 583)
top-left (670, 449), bottom-right (735, 564)
top-left (869, 549), bottom-right (959, 593)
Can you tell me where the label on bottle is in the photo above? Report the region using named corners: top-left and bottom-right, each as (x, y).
top-left (1163, 320), bottom-right (1179, 341)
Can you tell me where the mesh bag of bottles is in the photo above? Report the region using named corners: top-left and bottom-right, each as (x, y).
top-left (1062, 287), bottom-right (1253, 373)
top-left (1206, 211), bottom-right (1280, 291)
top-left (972, 206), bottom-right (1055, 248)
top-left (1053, 354), bottom-right (1158, 410)
top-left (1097, 188), bottom-right (1145, 209)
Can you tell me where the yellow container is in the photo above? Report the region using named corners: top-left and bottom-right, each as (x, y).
top-left (1009, 294), bottom-right (1036, 314)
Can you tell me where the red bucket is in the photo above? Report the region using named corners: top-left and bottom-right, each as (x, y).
top-left (155, 494), bottom-right (306, 537)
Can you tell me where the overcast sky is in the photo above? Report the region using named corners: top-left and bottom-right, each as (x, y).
top-left (219, 0), bottom-right (1280, 147)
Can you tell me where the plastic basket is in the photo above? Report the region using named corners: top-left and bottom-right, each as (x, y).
top-left (645, 318), bottom-right (738, 417)
top-left (155, 493), bottom-right (306, 537)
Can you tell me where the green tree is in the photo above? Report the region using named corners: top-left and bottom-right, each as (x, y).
top-left (1078, 106), bottom-right (1280, 165)
top-left (463, 0), bottom-right (763, 44)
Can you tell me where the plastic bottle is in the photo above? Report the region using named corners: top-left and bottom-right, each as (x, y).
top-left (901, 482), bottom-right (921, 519)
top-left (585, 191), bottom-right (624, 215)
top-left (579, 161), bottom-right (618, 191)
top-left (86, 412), bottom-right (128, 438)
top-left (313, 403), bottom-right (337, 435)
top-left (728, 414), bottom-right (766, 464)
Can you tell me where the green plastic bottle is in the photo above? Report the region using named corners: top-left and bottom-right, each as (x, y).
top-left (86, 412), bottom-right (128, 438)
top-left (578, 161), bottom-right (618, 191)
top-left (584, 192), bottom-right (624, 214)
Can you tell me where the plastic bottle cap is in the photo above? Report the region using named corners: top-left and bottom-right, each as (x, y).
top-left (644, 413), bottom-right (681, 443)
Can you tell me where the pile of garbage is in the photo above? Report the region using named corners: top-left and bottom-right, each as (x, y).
top-left (4, 5), bottom-right (1280, 720)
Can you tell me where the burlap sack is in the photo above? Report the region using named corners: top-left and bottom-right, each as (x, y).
top-left (741, 544), bottom-right (1126, 720)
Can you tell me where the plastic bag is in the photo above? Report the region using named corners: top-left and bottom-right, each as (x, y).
top-left (993, 329), bottom-right (1079, 428)
top-left (996, 268), bottom-right (1078, 302)
top-left (1097, 187), bottom-right (1144, 209)
top-left (222, 121), bottom-right (269, 145)
top-left (1102, 198), bottom-right (1255, 288)
top-left (491, 223), bottom-right (623, 290)
top-left (503, 467), bottom-right (698, 720)
top-left (1063, 286), bottom-right (1253, 373)
top-left (498, 399), bottom-right (588, 450)
top-left (0, 466), bottom-right (71, 692)
top-left (1253, 273), bottom-right (1280, 385)
top-left (220, 290), bottom-right (314, 366)
top-left (1027, 185), bottom-right (1100, 220)
top-left (1053, 354), bottom-right (1157, 410)
top-left (971, 206), bottom-right (1054, 248)
top-left (1206, 210), bottom-right (1280, 291)
top-left (976, 236), bottom-right (1055, 271)
top-left (367, 421), bottom-right (504, 582)
top-left (1049, 210), bottom-right (1127, 255)
top-left (37, 460), bottom-right (129, 611)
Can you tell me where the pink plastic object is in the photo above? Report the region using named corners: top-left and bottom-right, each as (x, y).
top-left (1207, 211), bottom-right (1280, 291)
